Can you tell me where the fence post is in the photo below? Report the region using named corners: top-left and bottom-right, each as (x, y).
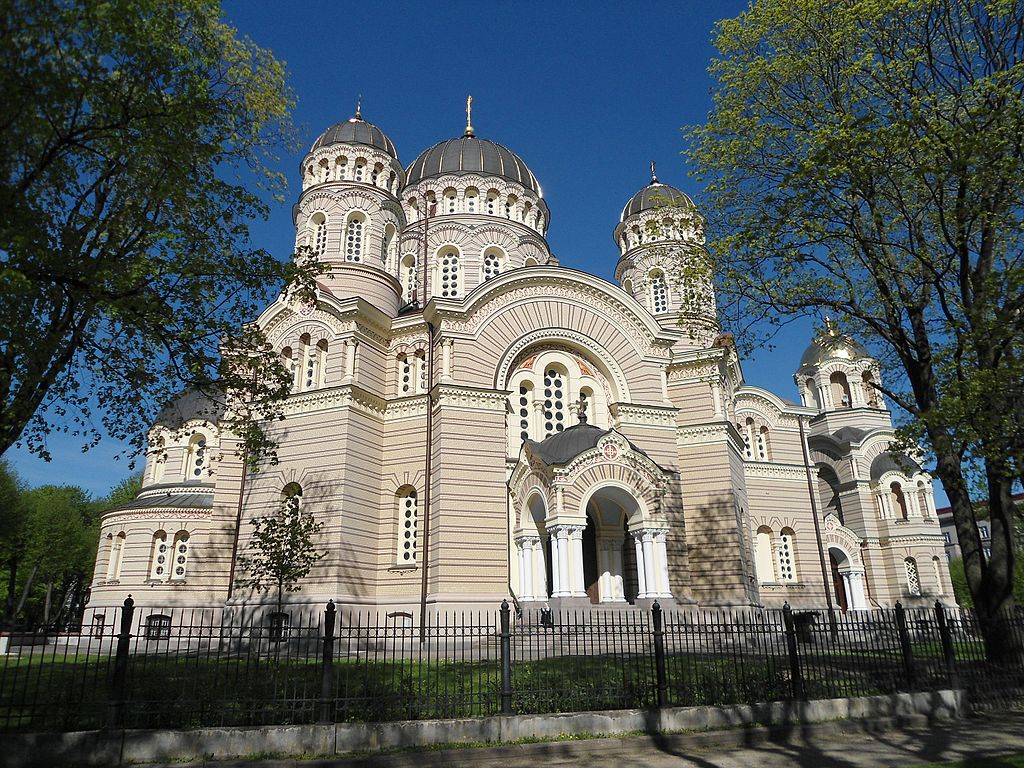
top-left (782, 603), bottom-right (804, 700)
top-left (652, 601), bottom-right (668, 708)
top-left (500, 600), bottom-right (512, 715)
top-left (934, 601), bottom-right (959, 689)
top-left (106, 595), bottom-right (135, 729)
top-left (319, 600), bottom-right (336, 724)
top-left (894, 602), bottom-right (916, 688)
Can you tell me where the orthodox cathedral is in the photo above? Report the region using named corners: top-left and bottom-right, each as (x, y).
top-left (87, 104), bottom-right (952, 624)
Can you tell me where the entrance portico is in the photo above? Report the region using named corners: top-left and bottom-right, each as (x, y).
top-left (509, 419), bottom-right (685, 607)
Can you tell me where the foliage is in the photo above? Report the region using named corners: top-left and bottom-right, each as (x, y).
top-left (236, 494), bottom-right (325, 611)
top-left (687, 0), bottom-right (1024, 649)
top-left (102, 472), bottom-right (143, 508)
top-left (0, 0), bottom-right (323, 469)
top-left (949, 555), bottom-right (1024, 608)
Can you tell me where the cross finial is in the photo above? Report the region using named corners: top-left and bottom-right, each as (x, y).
top-left (355, 94), bottom-right (362, 120)
top-left (824, 316), bottom-right (838, 336)
top-left (651, 160), bottom-right (657, 182)
top-left (576, 395), bottom-right (588, 424)
top-left (465, 95), bottom-right (475, 137)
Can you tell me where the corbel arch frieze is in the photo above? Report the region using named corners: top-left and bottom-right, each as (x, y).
top-left (262, 305), bottom-right (348, 348)
top-left (494, 328), bottom-right (632, 403)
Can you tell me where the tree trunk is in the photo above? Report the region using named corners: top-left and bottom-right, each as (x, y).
top-left (4, 554), bottom-right (17, 624)
top-left (42, 581), bottom-right (53, 629)
top-left (13, 561), bottom-right (38, 621)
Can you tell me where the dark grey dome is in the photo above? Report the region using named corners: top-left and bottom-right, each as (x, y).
top-left (870, 453), bottom-right (921, 481)
top-left (406, 136), bottom-right (541, 194)
top-left (620, 182), bottom-right (695, 222)
top-left (311, 117), bottom-right (398, 159)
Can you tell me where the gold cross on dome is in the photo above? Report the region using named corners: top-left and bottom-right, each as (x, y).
top-left (465, 95), bottom-right (474, 136)
top-left (651, 160), bottom-right (657, 182)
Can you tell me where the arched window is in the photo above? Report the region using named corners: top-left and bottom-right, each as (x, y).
top-left (106, 532), bottom-right (126, 580)
top-left (932, 556), bottom-right (944, 595)
top-left (306, 339), bottom-right (327, 389)
top-left (382, 223), bottom-right (397, 265)
top-left (318, 159), bottom-right (330, 183)
top-left (283, 482), bottom-right (302, 517)
top-left (415, 350), bottom-right (427, 393)
top-left (756, 426), bottom-right (770, 460)
top-left (184, 434), bottom-right (208, 480)
top-left (149, 530), bottom-right (169, 580)
top-left (917, 481), bottom-right (930, 518)
top-left (370, 163), bottom-right (381, 186)
top-left (482, 247), bottom-right (503, 280)
top-left (862, 371), bottom-right (880, 407)
top-left (345, 214), bottom-right (365, 262)
top-left (445, 189), bottom-right (457, 214)
top-left (754, 527), bottom-right (775, 583)
top-left (505, 195), bottom-right (516, 218)
top-left (465, 188), bottom-right (478, 213)
top-left (400, 254), bottom-right (417, 304)
top-left (353, 158), bottom-right (366, 182)
top-left (891, 481), bottom-right (909, 520)
top-left (524, 257), bottom-right (538, 267)
top-left (281, 347), bottom-right (297, 392)
top-left (310, 213), bottom-right (328, 257)
top-left (542, 367), bottom-right (567, 435)
top-left (437, 248), bottom-right (461, 298)
top-left (171, 531), bottom-right (190, 579)
top-left (397, 488), bottom-right (418, 565)
top-left (650, 270), bottom-right (669, 313)
top-left (742, 418), bottom-right (755, 459)
top-left (805, 377), bottom-right (821, 409)
top-left (518, 383), bottom-right (532, 441)
top-left (407, 197), bottom-right (419, 223)
top-left (830, 371), bottom-right (852, 408)
top-left (579, 387), bottom-right (593, 422)
top-left (335, 156), bottom-right (347, 180)
top-left (486, 191), bottom-right (498, 215)
top-left (904, 557), bottom-right (921, 596)
top-left (398, 353), bottom-right (412, 395)
top-left (777, 528), bottom-right (796, 582)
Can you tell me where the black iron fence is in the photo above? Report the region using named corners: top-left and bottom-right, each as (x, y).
top-left (1, 597), bottom-right (1022, 733)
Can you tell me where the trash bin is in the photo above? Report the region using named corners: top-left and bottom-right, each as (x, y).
top-left (793, 611), bottom-right (819, 644)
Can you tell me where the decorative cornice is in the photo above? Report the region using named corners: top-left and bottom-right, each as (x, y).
top-left (281, 384), bottom-right (386, 419)
top-left (677, 422), bottom-right (732, 446)
top-left (434, 384), bottom-right (510, 412)
top-left (610, 402), bottom-right (678, 428)
top-left (743, 462), bottom-right (808, 480)
top-left (102, 508), bottom-right (213, 525)
top-left (385, 396), bottom-right (429, 420)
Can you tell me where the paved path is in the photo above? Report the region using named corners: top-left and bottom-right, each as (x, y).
top-left (151, 711), bottom-right (1024, 768)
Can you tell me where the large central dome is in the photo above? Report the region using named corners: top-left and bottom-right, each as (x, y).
top-left (406, 136), bottom-right (541, 195)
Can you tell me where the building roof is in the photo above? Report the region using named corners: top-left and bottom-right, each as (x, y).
top-left (833, 426), bottom-right (867, 443)
top-left (524, 418), bottom-right (661, 469)
top-left (107, 489), bottom-right (214, 513)
top-left (311, 116), bottom-right (399, 159)
top-left (869, 453), bottom-right (921, 481)
top-left (405, 135), bottom-right (542, 195)
top-left (620, 181), bottom-right (695, 222)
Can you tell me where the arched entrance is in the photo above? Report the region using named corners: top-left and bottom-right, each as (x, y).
top-left (828, 546), bottom-right (867, 611)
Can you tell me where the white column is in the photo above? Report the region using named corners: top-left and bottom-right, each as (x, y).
top-left (533, 540), bottom-right (548, 599)
top-left (654, 530), bottom-right (671, 598)
top-left (710, 379), bottom-right (723, 418)
top-left (633, 531), bottom-right (648, 598)
top-left (597, 543), bottom-right (610, 602)
top-left (516, 541), bottom-right (527, 599)
top-left (342, 339), bottom-right (358, 382)
top-left (642, 531), bottom-right (658, 599)
top-left (568, 525), bottom-right (586, 597)
top-left (848, 570), bottom-right (868, 610)
top-left (605, 540), bottom-right (627, 602)
top-left (556, 527), bottom-right (571, 597)
top-left (549, 533), bottom-right (562, 597)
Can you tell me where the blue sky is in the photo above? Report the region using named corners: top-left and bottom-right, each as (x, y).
top-left (6, 0), bottom-right (835, 497)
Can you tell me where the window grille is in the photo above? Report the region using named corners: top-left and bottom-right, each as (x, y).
top-left (439, 251), bottom-right (460, 298)
top-left (777, 530), bottom-right (796, 582)
top-left (398, 490), bottom-right (418, 564)
top-left (543, 369), bottom-right (566, 434)
top-left (345, 217), bottom-right (364, 262)
top-left (904, 557), bottom-right (921, 595)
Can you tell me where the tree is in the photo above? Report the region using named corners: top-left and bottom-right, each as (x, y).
top-left (13, 485), bottom-right (96, 628)
top-left (0, 0), bottom-right (321, 467)
top-left (235, 489), bottom-right (325, 617)
top-left (687, 0), bottom-right (1024, 657)
top-left (0, 459), bottom-right (28, 624)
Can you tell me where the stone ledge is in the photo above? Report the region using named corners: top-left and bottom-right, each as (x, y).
top-left (0, 689), bottom-right (965, 767)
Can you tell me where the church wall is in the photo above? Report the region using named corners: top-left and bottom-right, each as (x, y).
top-left (426, 397), bottom-right (509, 605)
top-left (676, 428), bottom-right (757, 605)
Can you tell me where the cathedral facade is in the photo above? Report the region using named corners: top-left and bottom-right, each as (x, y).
top-left (87, 109), bottom-right (952, 623)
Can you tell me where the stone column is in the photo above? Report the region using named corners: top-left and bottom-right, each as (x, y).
top-left (847, 570), bottom-right (868, 610)
top-left (342, 339), bottom-right (358, 383)
top-left (632, 530), bottom-right (648, 598)
top-left (532, 539), bottom-right (548, 600)
top-left (654, 529), bottom-right (671, 598)
top-left (600, 538), bottom-right (627, 603)
top-left (710, 378), bottom-right (723, 418)
top-left (566, 525), bottom-right (586, 597)
top-left (550, 533), bottom-right (562, 597)
top-left (516, 539), bottom-right (528, 600)
top-left (641, 531), bottom-right (658, 598)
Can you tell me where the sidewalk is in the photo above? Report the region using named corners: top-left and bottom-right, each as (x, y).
top-left (147, 711), bottom-right (1024, 768)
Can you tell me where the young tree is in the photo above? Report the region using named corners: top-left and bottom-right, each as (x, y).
top-left (0, 460), bottom-right (28, 624)
top-left (0, 0), bottom-right (321, 465)
top-left (235, 490), bottom-right (325, 617)
top-left (688, 0), bottom-right (1024, 657)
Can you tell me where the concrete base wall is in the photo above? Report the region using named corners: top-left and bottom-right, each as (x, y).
top-left (0, 690), bottom-right (965, 767)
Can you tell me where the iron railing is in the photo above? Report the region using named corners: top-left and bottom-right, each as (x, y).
top-left (1, 597), bottom-right (1022, 732)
